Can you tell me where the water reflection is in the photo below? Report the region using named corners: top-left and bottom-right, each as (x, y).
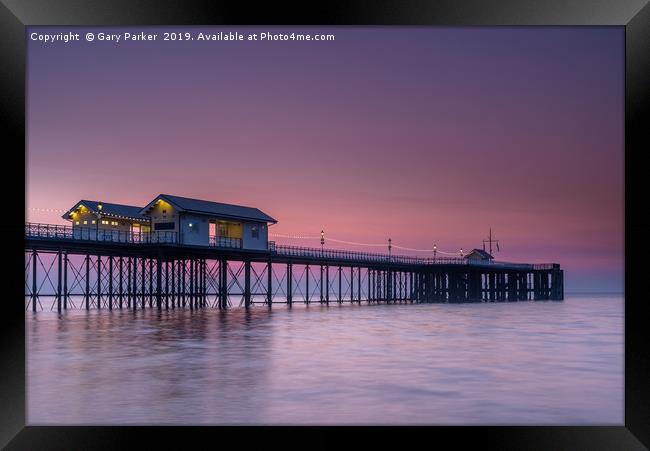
top-left (27, 295), bottom-right (623, 425)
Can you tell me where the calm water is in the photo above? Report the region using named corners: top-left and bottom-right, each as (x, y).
top-left (27, 294), bottom-right (623, 425)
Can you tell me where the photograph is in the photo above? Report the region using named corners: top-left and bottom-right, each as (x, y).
top-left (1, 1), bottom-right (648, 448)
top-left (23, 25), bottom-right (624, 426)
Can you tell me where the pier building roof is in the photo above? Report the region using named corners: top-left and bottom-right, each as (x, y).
top-left (140, 194), bottom-right (277, 224)
top-left (63, 200), bottom-right (149, 222)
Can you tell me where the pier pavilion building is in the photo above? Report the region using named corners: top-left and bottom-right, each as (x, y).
top-left (139, 194), bottom-right (276, 249)
top-left (63, 200), bottom-right (151, 237)
top-left (63, 194), bottom-right (277, 250)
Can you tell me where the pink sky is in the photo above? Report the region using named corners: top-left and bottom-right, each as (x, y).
top-left (26, 27), bottom-right (624, 291)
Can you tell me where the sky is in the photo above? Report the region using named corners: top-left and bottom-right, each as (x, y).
top-left (26, 26), bottom-right (624, 292)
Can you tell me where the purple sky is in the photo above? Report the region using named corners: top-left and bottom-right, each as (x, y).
top-left (26, 27), bottom-right (624, 292)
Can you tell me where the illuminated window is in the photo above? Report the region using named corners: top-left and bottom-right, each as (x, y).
top-left (75, 221), bottom-right (80, 225)
top-left (83, 220), bottom-right (88, 225)
top-left (101, 220), bottom-right (109, 225)
top-left (91, 220), bottom-right (96, 224)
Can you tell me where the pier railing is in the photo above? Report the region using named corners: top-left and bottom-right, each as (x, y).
top-left (209, 236), bottom-right (242, 249)
top-left (271, 243), bottom-right (478, 266)
top-left (25, 223), bottom-right (178, 245)
top-left (26, 223), bottom-right (558, 269)
top-left (25, 222), bottom-right (251, 250)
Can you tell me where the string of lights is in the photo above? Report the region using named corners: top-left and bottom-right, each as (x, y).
top-left (27, 207), bottom-right (68, 213)
top-left (28, 207), bottom-right (145, 222)
top-left (269, 232), bottom-right (464, 255)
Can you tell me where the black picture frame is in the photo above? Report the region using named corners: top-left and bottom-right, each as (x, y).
top-left (2, 1), bottom-right (648, 449)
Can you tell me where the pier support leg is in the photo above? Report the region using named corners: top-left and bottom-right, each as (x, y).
top-left (197, 259), bottom-right (201, 308)
top-left (305, 265), bottom-right (310, 304)
top-left (63, 252), bottom-right (68, 310)
top-left (149, 258), bottom-right (154, 308)
top-left (286, 263), bottom-right (292, 306)
top-left (118, 257), bottom-right (123, 309)
top-left (245, 260), bottom-right (251, 309)
top-left (165, 260), bottom-right (169, 310)
top-left (350, 267), bottom-right (353, 303)
top-left (386, 270), bottom-right (391, 302)
top-left (358, 267), bottom-right (362, 303)
top-left (97, 255), bottom-right (102, 309)
top-left (320, 265), bottom-right (324, 304)
top-left (196, 259), bottom-right (201, 308)
top-left (171, 260), bottom-right (176, 309)
top-left (134, 257), bottom-right (140, 310)
top-left (266, 260), bottom-right (272, 307)
top-left (198, 259), bottom-right (203, 308)
top-left (338, 266), bottom-right (342, 303)
top-left (85, 254), bottom-right (91, 310)
top-left (220, 258), bottom-right (228, 309)
top-left (142, 258), bottom-right (147, 309)
top-left (132, 258), bottom-right (137, 310)
top-left (156, 257), bottom-right (162, 310)
top-left (325, 265), bottom-right (329, 305)
top-left (108, 255), bottom-right (113, 310)
top-left (180, 259), bottom-right (187, 307)
top-left (31, 250), bottom-right (38, 312)
top-left (189, 259), bottom-right (194, 310)
top-left (57, 251), bottom-right (62, 313)
top-left (198, 259), bottom-right (202, 308)
top-left (127, 257), bottom-right (132, 309)
top-left (375, 270), bottom-right (378, 302)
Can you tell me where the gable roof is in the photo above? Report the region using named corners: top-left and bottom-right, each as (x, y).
top-left (465, 248), bottom-right (494, 260)
top-left (63, 200), bottom-right (149, 222)
top-left (141, 194), bottom-right (277, 224)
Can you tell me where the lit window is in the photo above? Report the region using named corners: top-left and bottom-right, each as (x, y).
top-left (75, 221), bottom-right (80, 225)
top-left (101, 220), bottom-right (109, 225)
top-left (91, 220), bottom-right (96, 224)
top-left (83, 220), bottom-right (88, 225)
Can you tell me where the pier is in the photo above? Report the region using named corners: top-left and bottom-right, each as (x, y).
top-left (24, 222), bottom-right (563, 312)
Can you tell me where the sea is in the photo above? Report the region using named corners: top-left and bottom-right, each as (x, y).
top-left (26, 293), bottom-right (623, 425)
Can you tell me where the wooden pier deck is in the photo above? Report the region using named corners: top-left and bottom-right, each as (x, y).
top-left (24, 223), bottom-right (564, 312)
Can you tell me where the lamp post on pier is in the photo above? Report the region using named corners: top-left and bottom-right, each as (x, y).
top-left (320, 230), bottom-right (324, 256)
top-left (388, 238), bottom-right (392, 261)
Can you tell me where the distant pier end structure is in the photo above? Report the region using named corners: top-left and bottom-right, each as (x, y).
top-left (26, 194), bottom-right (563, 312)
top-left (464, 249), bottom-right (494, 261)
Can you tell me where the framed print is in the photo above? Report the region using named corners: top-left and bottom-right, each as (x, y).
top-left (2, 0), bottom-right (648, 449)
